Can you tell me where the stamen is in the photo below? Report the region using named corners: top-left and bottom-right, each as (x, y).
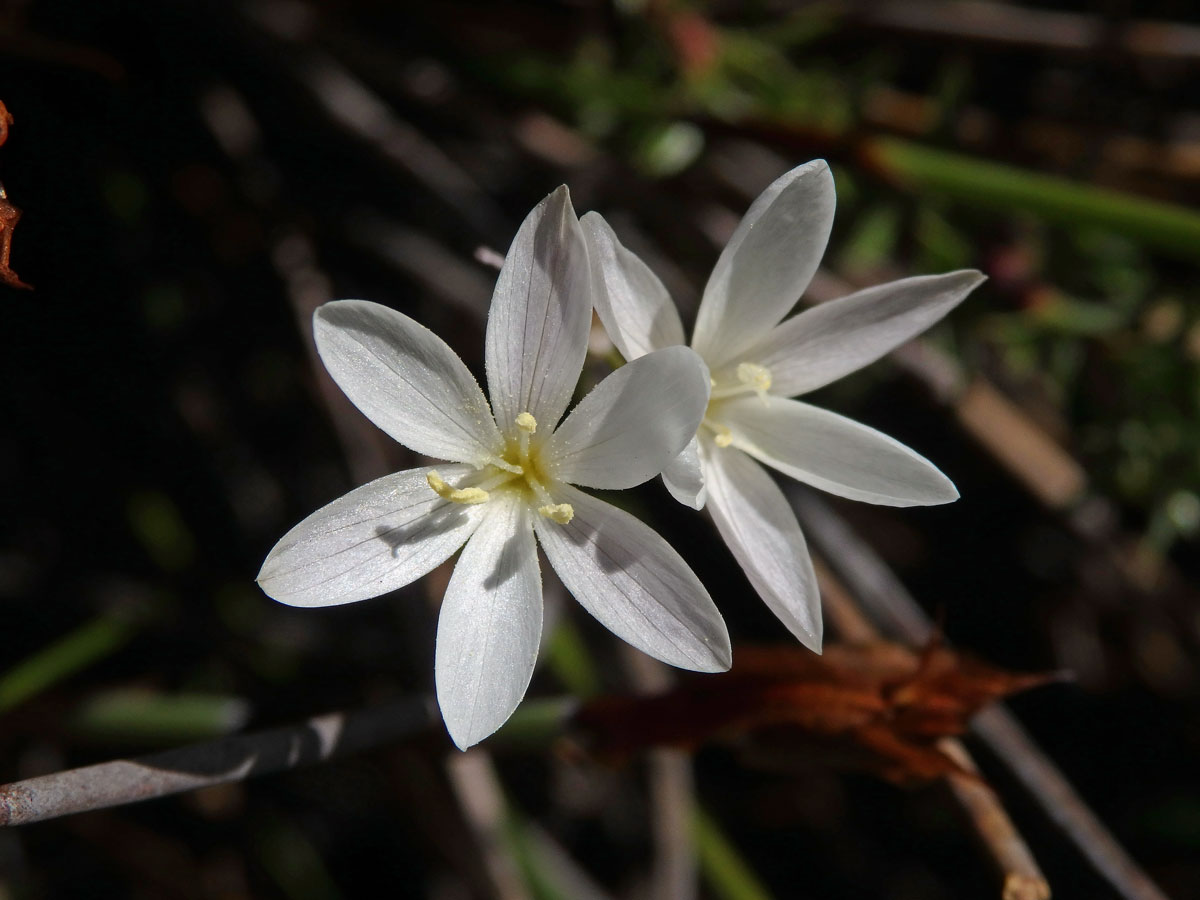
top-left (737, 362), bottom-right (772, 404)
top-left (521, 464), bottom-right (573, 524)
top-left (538, 503), bottom-right (574, 524)
top-left (483, 455), bottom-right (524, 475)
top-left (703, 417), bottom-right (734, 448)
top-left (427, 470), bottom-right (490, 505)
top-left (515, 412), bottom-right (537, 433)
top-left (709, 361), bottom-right (776, 401)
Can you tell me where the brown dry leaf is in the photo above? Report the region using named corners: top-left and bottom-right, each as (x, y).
top-left (571, 640), bottom-right (1058, 785)
top-left (0, 194), bottom-right (30, 289)
top-left (0, 100), bottom-right (31, 290)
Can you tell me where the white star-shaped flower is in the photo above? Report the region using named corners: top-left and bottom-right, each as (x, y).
top-left (258, 187), bottom-right (730, 749)
top-left (582, 160), bottom-right (984, 652)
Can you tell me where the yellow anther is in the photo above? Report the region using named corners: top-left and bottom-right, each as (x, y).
top-left (516, 412), bottom-right (538, 434)
top-left (427, 470), bottom-right (490, 505)
top-left (736, 362), bottom-right (772, 393)
top-left (704, 418), bottom-right (735, 448)
top-left (538, 503), bottom-right (574, 524)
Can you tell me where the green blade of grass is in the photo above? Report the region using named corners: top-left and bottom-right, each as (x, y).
top-left (70, 690), bottom-right (251, 744)
top-left (693, 804), bottom-right (775, 900)
top-left (865, 137), bottom-right (1200, 261)
top-left (0, 613), bottom-right (141, 713)
top-left (544, 617), bottom-right (602, 698)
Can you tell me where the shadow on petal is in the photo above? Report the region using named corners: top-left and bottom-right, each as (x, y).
top-left (374, 504), bottom-right (471, 556)
top-left (483, 528), bottom-right (531, 591)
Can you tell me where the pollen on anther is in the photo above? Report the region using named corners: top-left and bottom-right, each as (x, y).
top-left (427, 470), bottom-right (490, 505)
top-left (736, 362), bottom-right (772, 393)
top-left (704, 418), bottom-right (735, 448)
top-left (516, 412), bottom-right (538, 434)
top-left (538, 503), bottom-right (574, 524)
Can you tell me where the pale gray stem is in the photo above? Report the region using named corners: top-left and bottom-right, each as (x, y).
top-left (0, 698), bottom-right (437, 826)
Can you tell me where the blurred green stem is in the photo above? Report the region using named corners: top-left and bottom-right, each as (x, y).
top-left (0, 613), bottom-right (141, 713)
top-left (864, 137), bottom-right (1200, 261)
top-left (692, 804), bottom-right (775, 900)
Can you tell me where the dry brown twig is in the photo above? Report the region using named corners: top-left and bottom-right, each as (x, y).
top-left (814, 557), bottom-right (1051, 900)
top-left (797, 492), bottom-right (1171, 900)
top-left (620, 648), bottom-right (699, 900)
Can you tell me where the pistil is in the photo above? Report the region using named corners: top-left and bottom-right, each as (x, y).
top-left (514, 411), bottom-right (574, 524)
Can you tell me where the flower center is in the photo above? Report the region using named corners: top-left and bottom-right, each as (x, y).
top-left (426, 411), bottom-right (575, 524)
top-left (698, 361), bottom-right (774, 450)
top-left (709, 360), bottom-right (773, 403)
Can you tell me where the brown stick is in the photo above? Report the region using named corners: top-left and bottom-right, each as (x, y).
top-left (622, 648), bottom-right (699, 900)
top-left (972, 706), bottom-right (1171, 900)
top-left (855, 0), bottom-right (1200, 61)
top-left (797, 491), bottom-right (1170, 900)
top-left (814, 557), bottom-right (1051, 899)
top-left (939, 740), bottom-right (1051, 900)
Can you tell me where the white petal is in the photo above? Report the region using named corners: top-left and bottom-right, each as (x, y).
top-left (314, 300), bottom-right (504, 464)
top-left (692, 160), bottom-right (836, 366)
top-left (534, 485), bottom-right (730, 672)
top-left (485, 186), bottom-right (591, 438)
top-left (699, 437), bottom-right (821, 651)
top-left (435, 492), bottom-right (542, 750)
top-left (739, 270), bottom-right (985, 397)
top-left (581, 211), bottom-right (685, 361)
top-left (257, 464), bottom-right (485, 608)
top-left (716, 395), bottom-right (959, 507)
top-left (543, 346), bottom-right (709, 490)
top-left (661, 436), bottom-right (707, 509)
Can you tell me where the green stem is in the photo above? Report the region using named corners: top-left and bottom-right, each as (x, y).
top-left (0, 613), bottom-right (141, 713)
top-left (692, 804), bottom-right (776, 900)
top-left (864, 137), bottom-right (1200, 261)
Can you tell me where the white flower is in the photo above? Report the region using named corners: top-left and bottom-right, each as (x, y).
top-left (258, 187), bottom-right (730, 749)
top-left (583, 160), bottom-right (984, 653)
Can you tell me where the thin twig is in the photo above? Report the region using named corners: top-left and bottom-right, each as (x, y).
top-left (345, 211), bottom-right (494, 318)
top-left (972, 706), bottom-right (1172, 900)
top-left (243, 0), bottom-right (510, 245)
top-left (445, 752), bottom-right (532, 900)
top-left (855, 0), bottom-right (1200, 61)
top-left (813, 556), bottom-right (1050, 899)
top-left (795, 490), bottom-right (1171, 900)
top-left (0, 698), bottom-right (438, 826)
top-left (622, 648), bottom-right (699, 900)
top-left (200, 84), bottom-right (395, 484)
top-left (938, 740), bottom-right (1051, 900)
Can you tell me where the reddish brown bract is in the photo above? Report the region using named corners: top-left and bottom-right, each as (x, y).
top-left (0, 100), bottom-right (31, 290)
top-left (572, 640), bottom-right (1058, 785)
